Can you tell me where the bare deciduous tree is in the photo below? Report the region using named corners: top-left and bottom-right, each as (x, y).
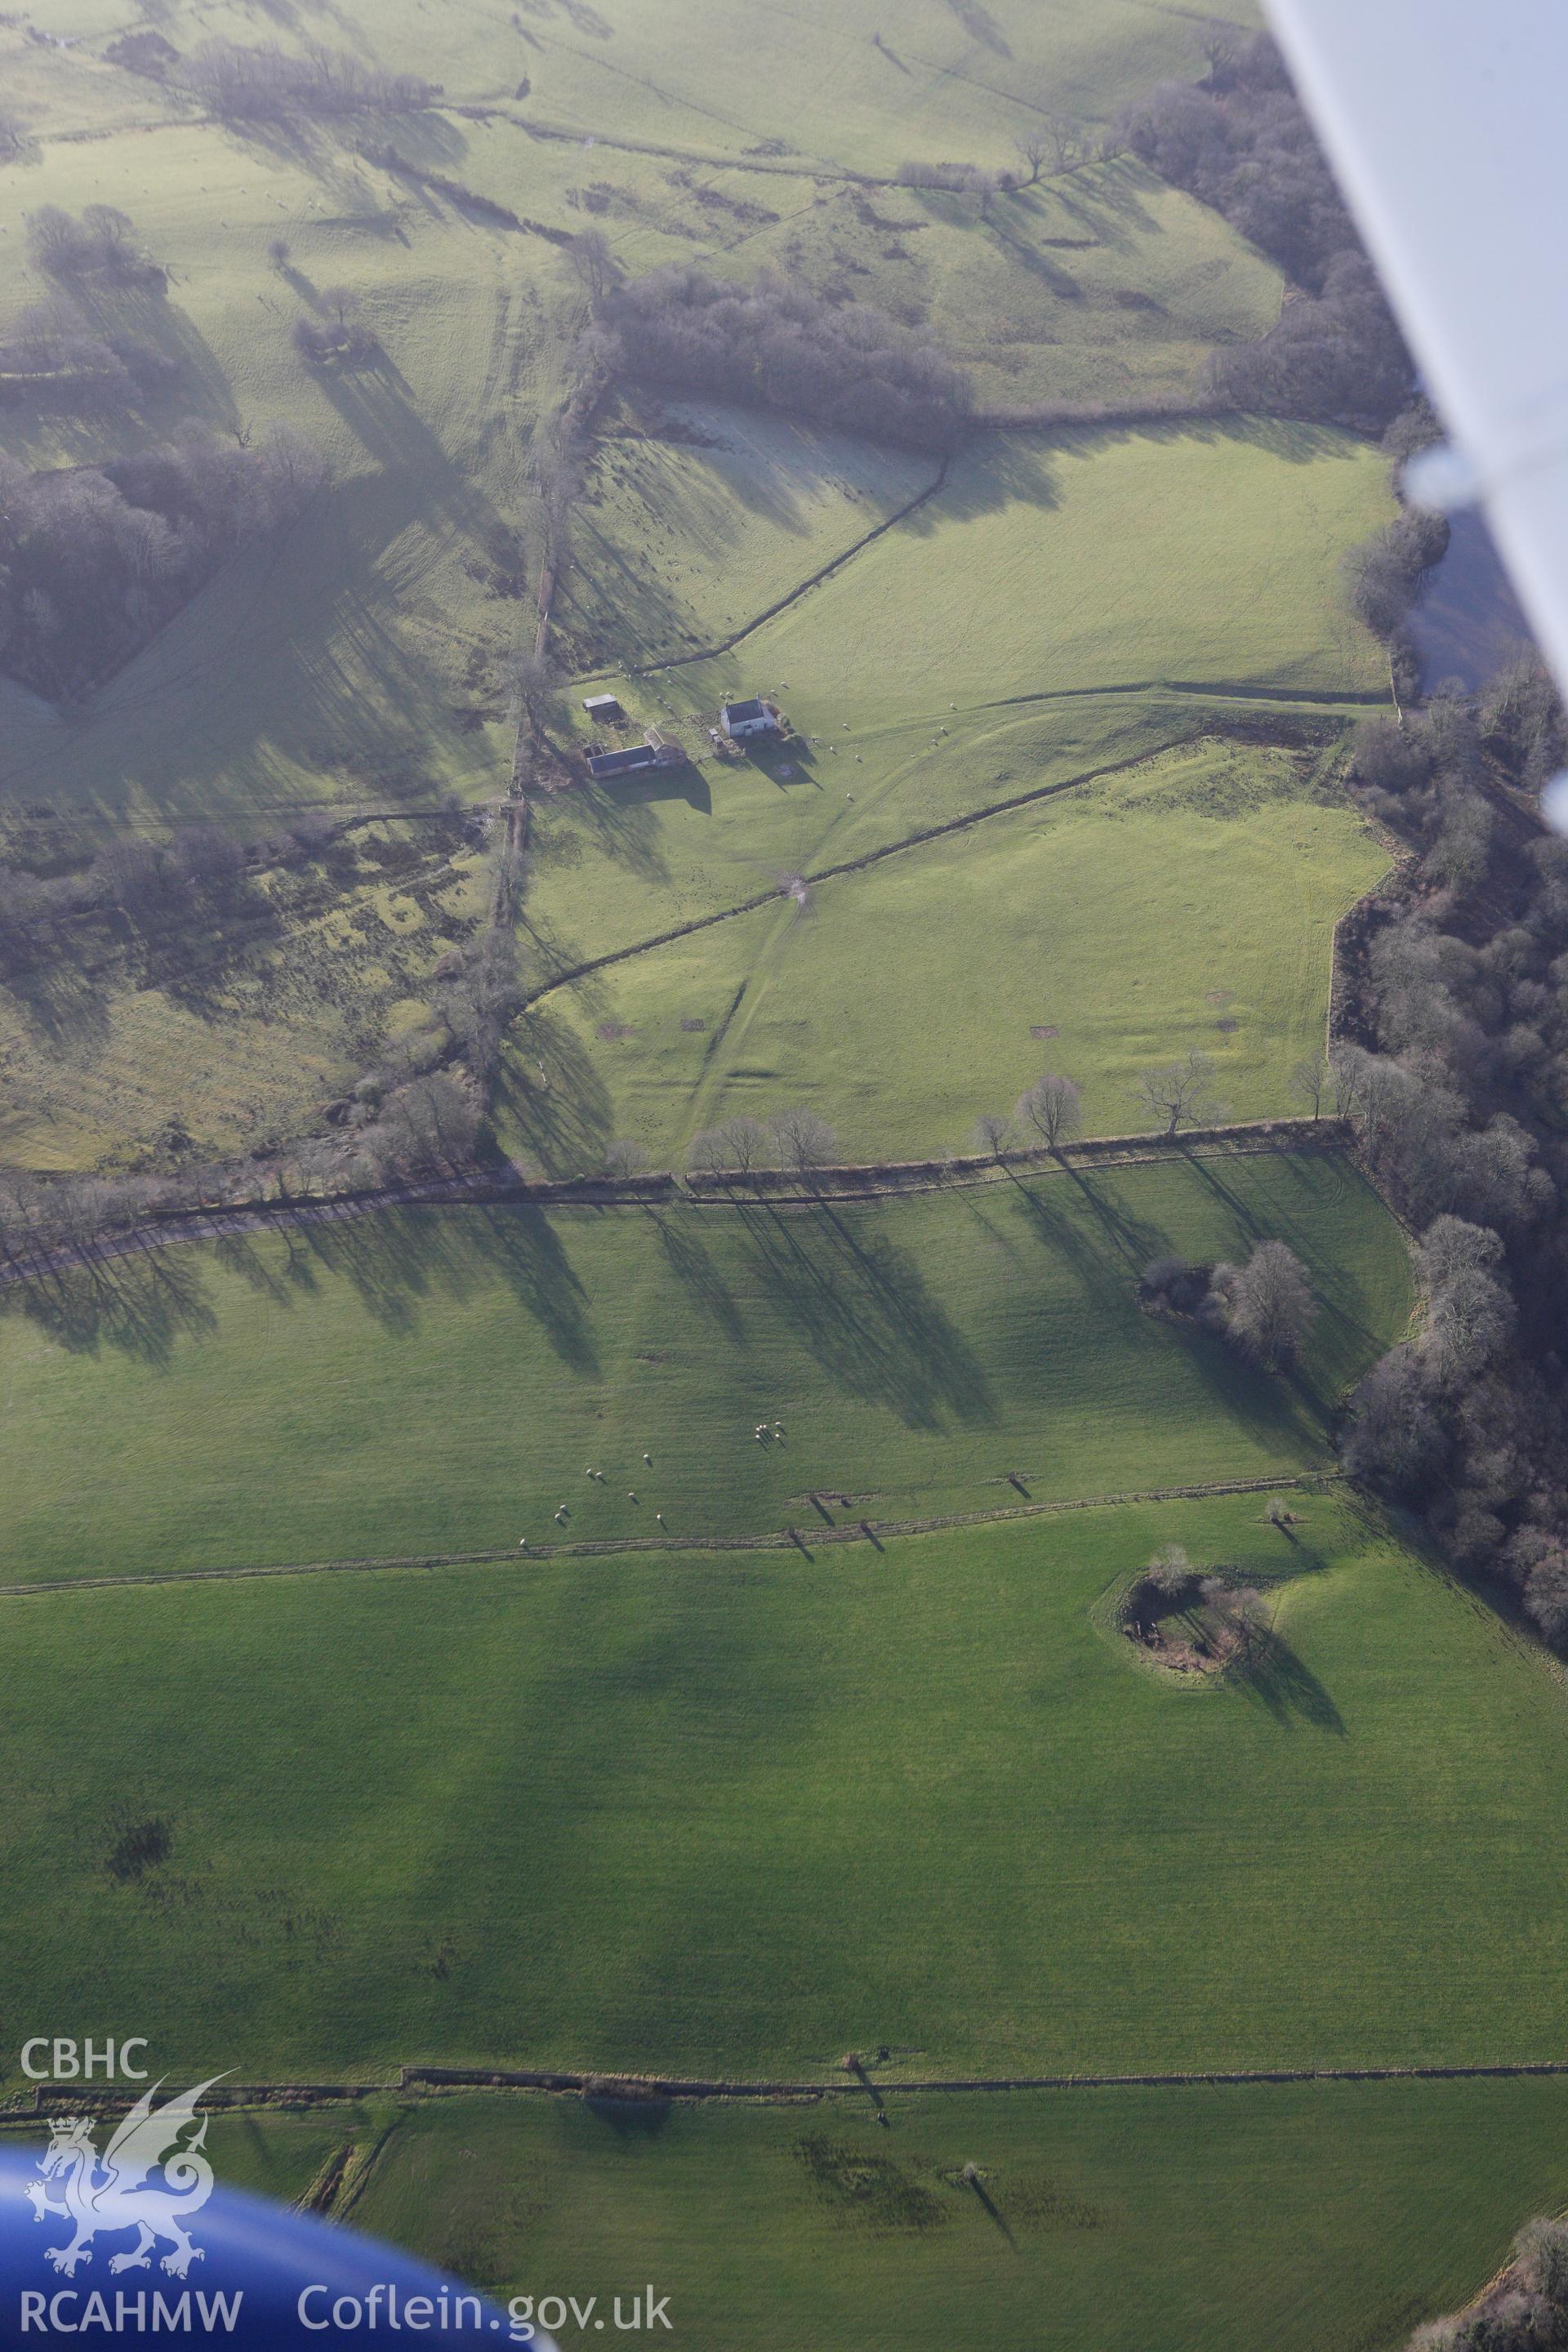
top-left (603, 1138), bottom-right (648, 1178)
top-left (1213, 1238), bottom-right (1316, 1369)
top-left (1014, 1071), bottom-right (1082, 1152)
top-left (1044, 114), bottom-right (1094, 174)
top-left (689, 1116), bottom-right (769, 1180)
top-left (1290, 1057), bottom-right (1328, 1120)
top-left (973, 1111), bottom-right (1013, 1160)
top-left (771, 1105), bottom-right (837, 1177)
top-left (1143, 1544), bottom-right (1194, 1601)
top-left (1199, 19), bottom-right (1240, 82)
top-left (1014, 131), bottom-right (1048, 185)
top-left (1132, 1049), bottom-right (1225, 1139)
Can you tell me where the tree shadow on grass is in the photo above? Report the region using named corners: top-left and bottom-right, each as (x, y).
top-left (496, 1009), bottom-right (614, 1178)
top-left (287, 1202), bottom-right (600, 1372)
top-left (1186, 1151), bottom-right (1394, 1366)
top-left (737, 1200), bottom-right (995, 1428)
top-left (1008, 1165), bottom-right (1168, 1296)
top-left (1, 1247), bottom-right (218, 1368)
top-left (583, 2091), bottom-right (671, 2137)
top-left (1231, 1627), bottom-right (1346, 1733)
top-left (648, 1207), bottom-right (746, 1342)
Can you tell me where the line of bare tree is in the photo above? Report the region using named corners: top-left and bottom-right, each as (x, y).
top-left (181, 38), bottom-right (434, 121)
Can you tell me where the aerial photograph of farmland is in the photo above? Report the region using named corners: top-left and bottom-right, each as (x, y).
top-left (4, 2), bottom-right (1568, 2347)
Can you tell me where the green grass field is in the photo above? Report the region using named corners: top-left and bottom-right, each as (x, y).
top-left (182, 2078), bottom-right (1568, 2352)
top-left (0, 1152), bottom-right (1407, 1580)
top-left (513, 737), bottom-right (1387, 1165)
top-left (5, 7), bottom-right (1525, 2345)
top-left (5, 1487), bottom-right (1568, 2088)
top-left (638, 423), bottom-right (1388, 739)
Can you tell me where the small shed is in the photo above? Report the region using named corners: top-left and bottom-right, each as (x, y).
top-left (582, 692), bottom-right (623, 719)
top-left (588, 743), bottom-right (659, 780)
top-left (720, 697), bottom-right (781, 741)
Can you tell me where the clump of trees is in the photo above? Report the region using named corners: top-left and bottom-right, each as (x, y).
top-left (894, 159), bottom-right (1010, 216)
top-left (183, 38), bottom-right (434, 120)
top-left (1141, 1238), bottom-right (1315, 1370)
top-left (292, 287), bottom-right (379, 368)
top-left (1339, 402), bottom-right (1451, 693)
top-left (1407, 2214), bottom-right (1568, 2350)
top-left (1120, 33), bottom-right (1414, 425)
top-left (1330, 653), bottom-right (1568, 1651)
top-left (0, 425), bottom-right (328, 703)
top-left (590, 266), bottom-right (973, 452)
top-left (1121, 1544), bottom-right (1268, 1668)
top-left (26, 204), bottom-right (163, 288)
top-left (1343, 504), bottom-right (1450, 645)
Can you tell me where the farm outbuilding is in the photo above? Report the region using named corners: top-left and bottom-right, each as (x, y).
top-left (720, 697), bottom-right (781, 741)
top-left (582, 693), bottom-right (623, 719)
top-left (644, 726), bottom-right (687, 766)
top-left (588, 743), bottom-right (659, 779)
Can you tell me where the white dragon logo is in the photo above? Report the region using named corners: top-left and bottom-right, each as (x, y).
top-left (25, 2078), bottom-right (225, 2278)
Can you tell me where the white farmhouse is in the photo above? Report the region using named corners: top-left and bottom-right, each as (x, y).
top-left (719, 697), bottom-right (781, 742)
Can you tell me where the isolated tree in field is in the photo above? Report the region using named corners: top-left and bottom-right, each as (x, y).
top-left (973, 1111), bottom-right (1013, 1161)
top-left (1290, 1057), bottom-right (1328, 1120)
top-left (1014, 1072), bottom-right (1082, 1152)
top-left (321, 283), bottom-right (360, 327)
top-left (1132, 1049), bottom-right (1224, 1139)
top-left (564, 228), bottom-right (620, 302)
top-left (771, 1106), bottom-right (837, 1177)
top-left (266, 236), bottom-right (292, 269)
top-left (1214, 1238), bottom-right (1316, 1370)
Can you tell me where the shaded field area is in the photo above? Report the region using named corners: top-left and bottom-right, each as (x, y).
top-left (514, 737), bottom-right (1387, 1166)
top-left (4, 1490), bottom-right (1568, 2084)
top-left (0, 820), bottom-right (489, 1171)
top-left (0, 1153), bottom-right (1408, 1579)
top-left (564, 398), bottom-right (939, 671)
top-left (184, 2077), bottom-right (1568, 2352)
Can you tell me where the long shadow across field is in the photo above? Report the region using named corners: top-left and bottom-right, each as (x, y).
top-left (0, 1200), bottom-right (602, 1375)
top-left (736, 1199), bottom-right (996, 1428)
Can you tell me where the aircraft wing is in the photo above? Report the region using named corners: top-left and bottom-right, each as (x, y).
top-left (1266, 0), bottom-right (1568, 703)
